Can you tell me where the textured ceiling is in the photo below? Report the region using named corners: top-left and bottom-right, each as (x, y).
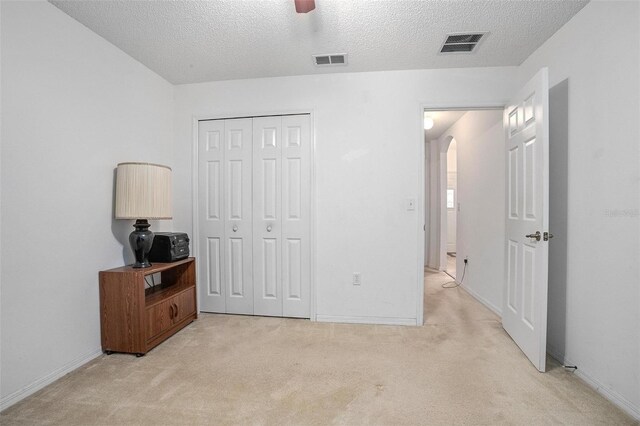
top-left (49, 0), bottom-right (589, 85)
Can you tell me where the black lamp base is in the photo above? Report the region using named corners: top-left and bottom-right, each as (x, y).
top-left (129, 219), bottom-right (154, 268)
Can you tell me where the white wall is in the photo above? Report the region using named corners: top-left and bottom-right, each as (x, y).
top-left (425, 139), bottom-right (440, 269)
top-left (173, 68), bottom-right (517, 324)
top-left (0, 1), bottom-right (174, 409)
top-left (0, 2), bottom-right (4, 408)
top-left (438, 111), bottom-right (505, 313)
top-left (446, 139), bottom-right (457, 254)
top-left (517, 0), bottom-right (640, 418)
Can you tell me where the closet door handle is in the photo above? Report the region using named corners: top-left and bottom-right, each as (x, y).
top-left (232, 225), bottom-right (238, 232)
top-left (173, 303), bottom-right (179, 319)
top-left (266, 225), bottom-right (272, 232)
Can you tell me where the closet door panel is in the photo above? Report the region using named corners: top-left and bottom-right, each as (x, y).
top-left (224, 118), bottom-right (254, 315)
top-left (198, 120), bottom-right (226, 313)
top-left (281, 115), bottom-right (311, 318)
top-left (253, 116), bottom-right (283, 316)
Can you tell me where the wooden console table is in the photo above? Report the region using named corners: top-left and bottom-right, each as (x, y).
top-left (99, 257), bottom-right (197, 356)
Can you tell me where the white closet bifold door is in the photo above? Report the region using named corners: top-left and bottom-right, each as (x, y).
top-left (281, 115), bottom-right (311, 318)
top-left (198, 114), bottom-right (310, 318)
top-left (223, 118), bottom-right (254, 315)
top-left (198, 119), bottom-right (226, 313)
top-left (253, 116), bottom-right (283, 316)
top-left (198, 118), bottom-right (253, 314)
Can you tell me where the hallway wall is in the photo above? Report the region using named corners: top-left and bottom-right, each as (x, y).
top-left (424, 139), bottom-right (440, 268)
top-left (437, 111), bottom-right (505, 314)
top-left (446, 139), bottom-right (457, 254)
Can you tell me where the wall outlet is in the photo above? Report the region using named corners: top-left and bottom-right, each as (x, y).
top-left (353, 272), bottom-right (361, 286)
top-left (406, 198), bottom-right (416, 211)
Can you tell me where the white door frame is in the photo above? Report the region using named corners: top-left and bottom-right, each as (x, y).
top-left (417, 101), bottom-right (506, 326)
top-left (191, 110), bottom-right (317, 320)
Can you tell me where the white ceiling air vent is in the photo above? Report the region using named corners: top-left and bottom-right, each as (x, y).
top-left (440, 33), bottom-right (487, 54)
top-left (313, 53), bottom-right (348, 66)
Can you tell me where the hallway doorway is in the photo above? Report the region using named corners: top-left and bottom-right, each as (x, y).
top-left (422, 107), bottom-right (505, 315)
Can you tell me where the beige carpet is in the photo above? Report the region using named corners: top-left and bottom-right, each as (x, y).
top-left (1, 269), bottom-right (636, 425)
top-left (445, 254), bottom-right (456, 279)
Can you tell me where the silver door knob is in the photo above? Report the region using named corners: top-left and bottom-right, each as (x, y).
top-left (544, 232), bottom-right (554, 241)
top-left (266, 225), bottom-right (272, 232)
top-left (525, 231), bottom-right (541, 241)
top-left (232, 225), bottom-right (238, 232)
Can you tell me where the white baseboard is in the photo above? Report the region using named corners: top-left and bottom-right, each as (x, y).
top-left (547, 347), bottom-right (640, 421)
top-left (316, 315), bottom-right (417, 326)
top-left (460, 283), bottom-right (502, 317)
top-left (0, 348), bottom-right (102, 412)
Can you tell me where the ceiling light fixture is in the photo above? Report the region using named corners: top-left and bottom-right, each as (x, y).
top-left (294, 0), bottom-right (315, 13)
top-left (424, 117), bottom-right (434, 130)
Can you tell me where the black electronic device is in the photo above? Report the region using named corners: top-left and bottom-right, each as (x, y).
top-left (148, 232), bottom-right (190, 263)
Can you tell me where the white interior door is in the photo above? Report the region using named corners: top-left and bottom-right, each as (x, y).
top-left (198, 120), bottom-right (226, 312)
top-left (252, 115), bottom-right (311, 318)
top-left (281, 115), bottom-right (311, 318)
top-left (223, 118), bottom-right (254, 314)
top-left (503, 68), bottom-right (550, 372)
top-left (197, 118), bottom-right (254, 314)
top-left (253, 116), bottom-right (283, 316)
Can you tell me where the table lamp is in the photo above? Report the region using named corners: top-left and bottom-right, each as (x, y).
top-left (115, 162), bottom-right (172, 268)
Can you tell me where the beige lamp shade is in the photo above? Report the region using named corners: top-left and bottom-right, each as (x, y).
top-left (115, 162), bottom-right (172, 219)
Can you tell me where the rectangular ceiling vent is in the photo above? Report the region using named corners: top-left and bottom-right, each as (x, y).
top-left (313, 53), bottom-right (348, 66)
top-left (440, 33), bottom-right (486, 54)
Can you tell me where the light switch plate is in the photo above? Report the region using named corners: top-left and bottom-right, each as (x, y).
top-left (353, 273), bottom-right (361, 286)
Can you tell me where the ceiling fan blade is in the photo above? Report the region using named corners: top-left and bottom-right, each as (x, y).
top-left (294, 0), bottom-right (315, 13)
